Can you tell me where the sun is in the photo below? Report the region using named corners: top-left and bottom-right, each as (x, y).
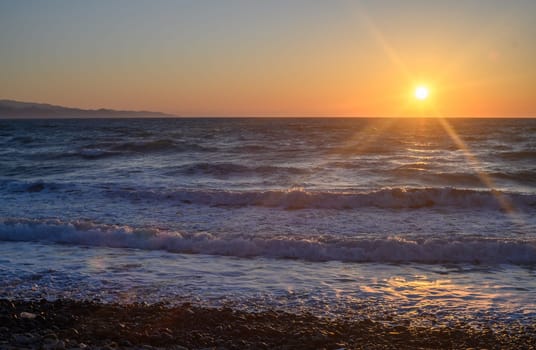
top-left (415, 86), bottom-right (429, 100)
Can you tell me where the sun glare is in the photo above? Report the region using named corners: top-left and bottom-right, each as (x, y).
top-left (415, 86), bottom-right (429, 100)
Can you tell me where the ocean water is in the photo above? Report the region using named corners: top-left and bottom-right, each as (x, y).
top-left (1, 117), bottom-right (535, 327)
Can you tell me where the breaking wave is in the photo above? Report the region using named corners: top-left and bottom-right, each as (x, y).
top-left (1, 218), bottom-right (535, 264)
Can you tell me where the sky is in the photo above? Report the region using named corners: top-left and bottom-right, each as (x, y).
top-left (1, 0), bottom-right (535, 117)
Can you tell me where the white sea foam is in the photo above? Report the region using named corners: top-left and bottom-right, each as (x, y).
top-left (1, 218), bottom-right (535, 264)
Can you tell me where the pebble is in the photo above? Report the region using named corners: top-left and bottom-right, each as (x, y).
top-left (19, 312), bottom-right (37, 319)
top-left (43, 333), bottom-right (59, 342)
top-left (172, 346), bottom-right (189, 350)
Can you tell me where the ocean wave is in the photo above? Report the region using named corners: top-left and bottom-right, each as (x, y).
top-left (491, 170), bottom-right (536, 185)
top-left (51, 139), bottom-right (217, 160)
top-left (76, 148), bottom-right (122, 159)
top-left (164, 163), bottom-right (310, 177)
top-left (112, 187), bottom-right (536, 211)
top-left (229, 144), bottom-right (277, 153)
top-left (109, 139), bottom-right (177, 152)
top-left (331, 144), bottom-right (400, 155)
top-left (110, 139), bottom-right (217, 153)
top-left (436, 171), bottom-right (536, 186)
top-left (3, 180), bottom-right (534, 212)
top-left (394, 162), bottom-right (434, 171)
top-left (498, 150), bottom-right (536, 161)
top-left (10, 136), bottom-right (36, 144)
top-left (386, 170), bottom-right (536, 186)
top-left (1, 218), bottom-right (535, 264)
top-left (0, 180), bottom-right (64, 193)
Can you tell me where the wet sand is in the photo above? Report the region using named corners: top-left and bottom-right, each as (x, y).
top-left (1, 299), bottom-right (535, 349)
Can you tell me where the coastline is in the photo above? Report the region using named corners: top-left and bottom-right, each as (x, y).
top-left (1, 299), bottom-right (534, 350)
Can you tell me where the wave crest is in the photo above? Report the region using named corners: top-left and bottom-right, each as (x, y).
top-left (1, 218), bottom-right (535, 264)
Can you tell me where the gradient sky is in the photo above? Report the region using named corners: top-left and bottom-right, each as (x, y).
top-left (1, 0), bottom-right (535, 116)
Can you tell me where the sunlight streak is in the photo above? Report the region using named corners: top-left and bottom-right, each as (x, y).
top-left (433, 112), bottom-right (525, 226)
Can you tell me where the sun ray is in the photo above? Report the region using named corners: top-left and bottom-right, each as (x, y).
top-left (431, 110), bottom-right (526, 227)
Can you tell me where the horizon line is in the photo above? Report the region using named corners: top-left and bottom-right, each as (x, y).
top-left (2, 115), bottom-right (535, 120)
top-left (1, 99), bottom-right (534, 119)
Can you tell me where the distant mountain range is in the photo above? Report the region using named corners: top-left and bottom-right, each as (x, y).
top-left (0, 100), bottom-right (175, 118)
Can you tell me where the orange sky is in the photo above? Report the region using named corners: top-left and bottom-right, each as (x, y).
top-left (1, 1), bottom-right (535, 117)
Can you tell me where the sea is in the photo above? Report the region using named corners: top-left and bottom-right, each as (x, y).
top-left (1, 117), bottom-right (535, 329)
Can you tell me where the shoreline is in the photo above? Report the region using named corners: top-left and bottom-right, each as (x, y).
top-left (1, 299), bottom-right (534, 349)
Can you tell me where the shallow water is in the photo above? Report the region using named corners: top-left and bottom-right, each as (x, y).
top-left (1, 241), bottom-right (535, 328)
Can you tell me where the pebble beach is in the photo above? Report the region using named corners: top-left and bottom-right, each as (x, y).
top-left (2, 299), bottom-right (535, 350)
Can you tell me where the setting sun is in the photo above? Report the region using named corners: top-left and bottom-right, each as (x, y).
top-left (415, 86), bottom-right (429, 100)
